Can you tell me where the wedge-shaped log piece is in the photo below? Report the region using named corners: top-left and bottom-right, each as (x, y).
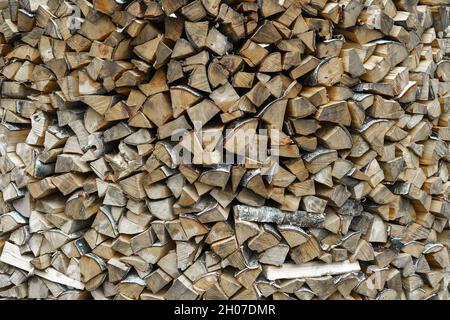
top-left (303, 57), bottom-right (343, 86)
top-left (340, 48), bottom-right (365, 77)
top-left (206, 27), bottom-right (232, 55)
top-left (257, 99), bottom-right (287, 129)
top-left (317, 125), bottom-right (352, 150)
top-left (133, 35), bottom-right (164, 64)
top-left (65, 191), bottom-right (101, 220)
top-left (187, 100), bottom-right (220, 128)
top-left (277, 225), bottom-right (310, 247)
top-left (239, 40), bottom-right (269, 67)
top-left (223, 118), bottom-right (258, 156)
top-left (170, 86), bottom-right (202, 118)
top-left (315, 101), bottom-right (351, 126)
top-left (374, 40), bottom-right (409, 67)
top-left (337, 0), bottom-right (362, 28)
top-left (360, 55), bottom-right (391, 83)
top-left (119, 172), bottom-right (147, 200)
top-left (252, 21), bottom-right (282, 44)
top-left (157, 116), bottom-right (192, 140)
top-left (368, 95), bottom-right (404, 119)
top-left (359, 5), bottom-right (393, 35)
top-left (198, 165), bottom-right (230, 188)
top-left (303, 148), bottom-right (338, 174)
top-left (142, 93), bottom-right (172, 127)
top-left (148, 197), bottom-right (176, 221)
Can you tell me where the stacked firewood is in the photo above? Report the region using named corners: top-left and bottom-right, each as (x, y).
top-left (0, 0), bottom-right (449, 300)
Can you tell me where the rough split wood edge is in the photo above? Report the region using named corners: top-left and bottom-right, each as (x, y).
top-left (0, 0), bottom-right (449, 300)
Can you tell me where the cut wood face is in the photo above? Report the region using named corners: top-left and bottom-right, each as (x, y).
top-left (0, 0), bottom-right (450, 302)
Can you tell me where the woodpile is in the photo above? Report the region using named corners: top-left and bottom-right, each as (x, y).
top-left (0, 0), bottom-right (450, 300)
